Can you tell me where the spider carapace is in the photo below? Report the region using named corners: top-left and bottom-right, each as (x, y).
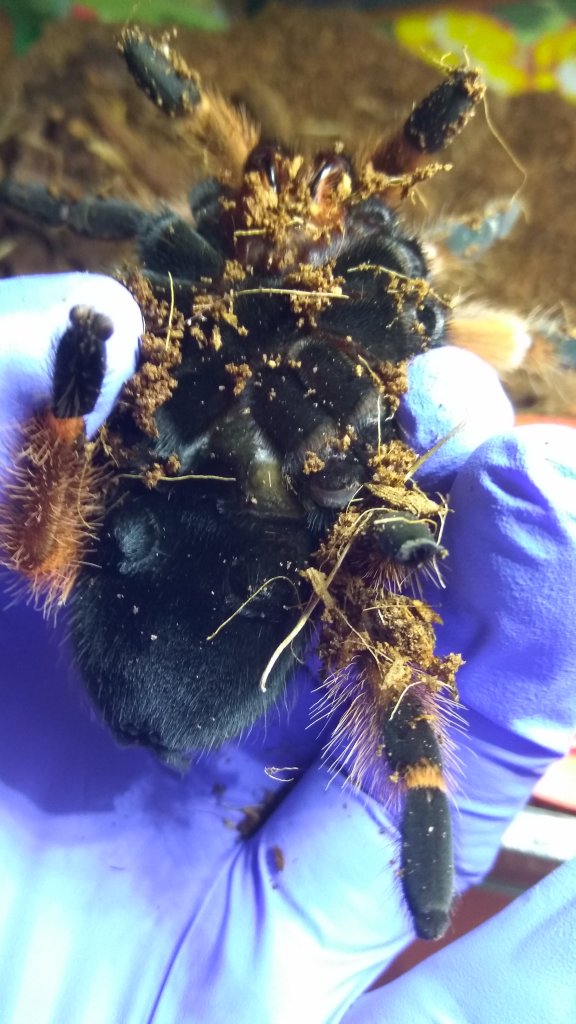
top-left (0, 29), bottom-right (485, 939)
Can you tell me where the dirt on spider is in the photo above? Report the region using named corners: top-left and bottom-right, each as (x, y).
top-left (0, 6), bottom-right (575, 416)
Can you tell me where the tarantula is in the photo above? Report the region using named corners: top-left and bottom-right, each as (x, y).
top-left (0, 30), bottom-right (485, 939)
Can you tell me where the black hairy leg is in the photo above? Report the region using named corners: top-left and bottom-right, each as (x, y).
top-left (0, 30), bottom-right (486, 938)
top-left (382, 694), bottom-right (453, 940)
top-left (52, 304), bottom-right (112, 418)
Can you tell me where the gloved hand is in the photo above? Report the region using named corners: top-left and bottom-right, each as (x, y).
top-left (0, 273), bottom-right (574, 1024)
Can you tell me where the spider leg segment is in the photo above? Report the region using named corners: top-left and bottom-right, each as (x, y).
top-left (0, 179), bottom-right (148, 240)
top-left (370, 511), bottom-right (446, 568)
top-left (382, 693), bottom-right (453, 940)
top-left (0, 178), bottom-right (225, 293)
top-left (52, 304), bottom-right (111, 421)
top-left (0, 305), bottom-right (113, 610)
top-left (118, 29), bottom-right (202, 115)
top-left (366, 68), bottom-right (485, 195)
top-left (138, 212), bottom-right (225, 282)
top-left (119, 27), bottom-right (260, 184)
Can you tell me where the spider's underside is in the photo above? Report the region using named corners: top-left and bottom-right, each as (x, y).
top-left (0, 30), bottom-right (486, 939)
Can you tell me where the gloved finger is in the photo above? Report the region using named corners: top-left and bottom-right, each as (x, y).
top-left (397, 346), bottom-right (514, 491)
top-left (0, 273), bottom-right (143, 445)
top-left (340, 856), bottom-right (576, 1024)
top-left (435, 423), bottom-right (576, 746)
top-left (430, 424), bottom-right (576, 883)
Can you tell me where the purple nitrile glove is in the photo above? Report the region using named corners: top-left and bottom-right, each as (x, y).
top-left (0, 275), bottom-right (575, 1024)
top-left (342, 855), bottom-right (576, 1024)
